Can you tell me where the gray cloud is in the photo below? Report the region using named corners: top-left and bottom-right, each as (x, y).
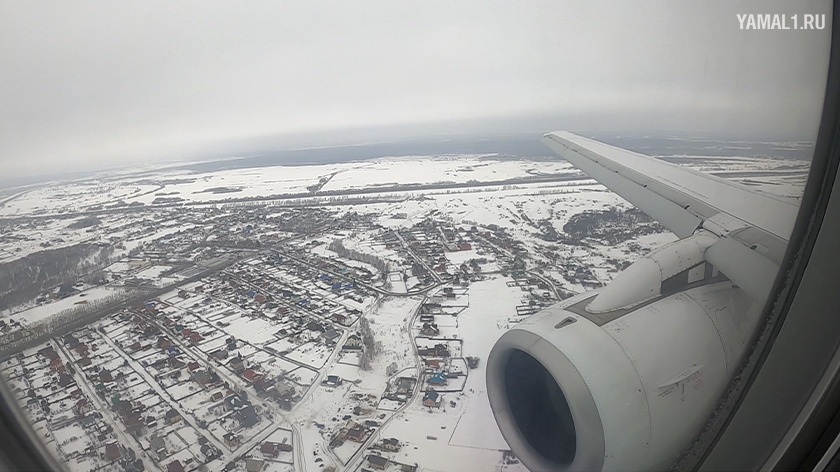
top-left (0, 0), bottom-right (831, 178)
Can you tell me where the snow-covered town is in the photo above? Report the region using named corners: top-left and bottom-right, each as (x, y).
top-left (0, 150), bottom-right (809, 472)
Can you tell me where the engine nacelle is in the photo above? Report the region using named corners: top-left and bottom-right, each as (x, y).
top-left (486, 281), bottom-right (759, 472)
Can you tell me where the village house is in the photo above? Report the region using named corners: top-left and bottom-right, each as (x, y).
top-left (428, 372), bottom-right (447, 387)
top-left (223, 432), bottom-right (240, 448)
top-left (422, 391), bottom-right (442, 408)
top-left (228, 356), bottom-right (245, 370)
top-left (150, 436), bottom-right (166, 455)
top-left (73, 343), bottom-right (89, 356)
top-left (242, 368), bottom-right (262, 383)
top-left (98, 369), bottom-right (113, 383)
top-left (167, 460), bottom-right (185, 472)
top-left (104, 443), bottom-right (121, 461)
top-left (164, 408), bottom-right (181, 425)
top-left (417, 343), bottom-right (450, 358)
top-left (342, 334), bottom-right (362, 350)
top-left (322, 375), bottom-right (342, 387)
top-left (345, 423), bottom-right (369, 443)
top-left (38, 346), bottom-right (60, 360)
top-left (366, 454), bottom-right (389, 470)
top-left (245, 459), bottom-right (264, 472)
top-left (321, 328), bottom-right (340, 344)
top-left (237, 405), bottom-right (258, 428)
top-left (259, 441), bottom-right (282, 458)
top-left (193, 370), bottom-right (213, 386)
top-left (189, 332), bottom-right (202, 345)
top-left (381, 438), bottom-right (401, 452)
top-left (276, 381), bottom-right (295, 397)
top-left (49, 358), bottom-right (65, 373)
top-left (209, 349), bottom-right (228, 360)
top-left (420, 323), bottom-right (440, 336)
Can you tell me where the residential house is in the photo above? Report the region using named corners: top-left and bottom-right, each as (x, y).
top-left (164, 409), bottom-right (181, 425)
top-left (428, 373), bottom-right (447, 387)
top-left (422, 391), bottom-right (442, 408)
top-left (417, 344), bottom-right (450, 358)
top-left (104, 443), bottom-right (121, 461)
top-left (150, 437), bottom-right (166, 455)
top-left (228, 356), bottom-right (245, 373)
top-left (200, 444), bottom-right (216, 459)
top-left (260, 442), bottom-right (281, 458)
top-left (49, 358), bottom-right (65, 373)
top-left (305, 321), bottom-right (325, 333)
top-left (58, 373), bottom-right (75, 388)
top-left (75, 398), bottom-right (90, 415)
top-left (73, 344), bottom-right (89, 356)
top-left (420, 323), bottom-right (440, 336)
top-left (245, 459), bottom-right (264, 472)
top-left (273, 381), bottom-right (295, 398)
top-left (381, 438), bottom-right (401, 452)
top-left (38, 346), bottom-right (59, 360)
top-left (253, 377), bottom-right (274, 394)
top-left (321, 328), bottom-right (340, 344)
top-left (237, 405), bottom-right (258, 428)
top-left (366, 455), bottom-right (389, 470)
top-left (396, 463), bottom-right (418, 472)
top-left (223, 432), bottom-right (240, 448)
top-left (242, 369), bottom-right (262, 383)
top-left (347, 424), bottom-right (367, 442)
top-left (193, 370), bottom-right (212, 386)
top-left (167, 460), bottom-right (185, 472)
top-left (209, 349), bottom-right (227, 360)
top-left (322, 375), bottom-right (342, 387)
top-left (343, 334), bottom-right (362, 350)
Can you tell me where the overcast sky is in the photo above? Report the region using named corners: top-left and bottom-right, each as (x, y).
top-left (0, 1), bottom-right (832, 178)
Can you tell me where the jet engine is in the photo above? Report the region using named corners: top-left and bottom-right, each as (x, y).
top-left (486, 246), bottom-right (761, 471)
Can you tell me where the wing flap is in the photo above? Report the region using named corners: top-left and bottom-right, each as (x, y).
top-left (704, 237), bottom-right (778, 304)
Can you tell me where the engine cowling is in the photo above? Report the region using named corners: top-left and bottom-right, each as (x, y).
top-left (486, 281), bottom-right (759, 472)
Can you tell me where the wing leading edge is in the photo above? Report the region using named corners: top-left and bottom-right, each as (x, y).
top-left (542, 131), bottom-right (800, 304)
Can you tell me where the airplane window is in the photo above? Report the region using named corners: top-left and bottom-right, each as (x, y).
top-left (0, 2), bottom-right (832, 472)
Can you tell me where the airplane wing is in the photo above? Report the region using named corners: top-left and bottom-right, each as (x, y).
top-left (542, 131), bottom-right (801, 304)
